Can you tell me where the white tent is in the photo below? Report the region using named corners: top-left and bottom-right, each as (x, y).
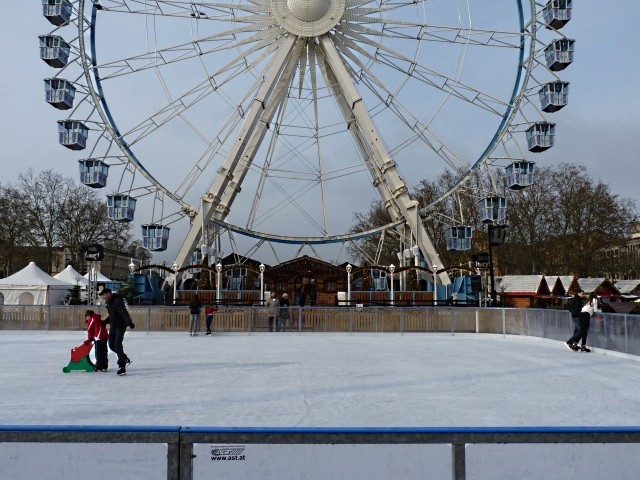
top-left (0, 262), bottom-right (74, 305)
top-left (53, 265), bottom-right (89, 286)
top-left (83, 268), bottom-right (112, 283)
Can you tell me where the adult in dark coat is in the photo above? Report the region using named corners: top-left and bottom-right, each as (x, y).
top-left (567, 290), bottom-right (585, 337)
top-left (99, 288), bottom-right (134, 375)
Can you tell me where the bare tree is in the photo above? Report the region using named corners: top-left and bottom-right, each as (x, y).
top-left (0, 185), bottom-right (31, 276)
top-left (349, 164), bottom-right (637, 277)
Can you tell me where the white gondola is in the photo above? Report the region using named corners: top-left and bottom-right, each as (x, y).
top-left (478, 197), bottom-right (507, 224)
top-left (42, 0), bottom-right (73, 26)
top-left (78, 159), bottom-right (109, 188)
top-left (539, 81), bottom-right (569, 113)
top-left (44, 78), bottom-right (76, 110)
top-left (544, 39), bottom-right (575, 72)
top-left (38, 35), bottom-right (70, 68)
top-left (526, 122), bottom-right (555, 152)
top-left (444, 225), bottom-right (473, 251)
top-left (142, 224), bottom-right (170, 251)
top-left (506, 161), bottom-right (535, 190)
top-left (57, 120), bottom-right (87, 150)
top-left (107, 194), bottom-right (137, 222)
top-left (543, 0), bottom-right (572, 30)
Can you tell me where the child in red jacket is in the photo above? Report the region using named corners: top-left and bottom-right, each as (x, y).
top-left (85, 309), bottom-right (109, 372)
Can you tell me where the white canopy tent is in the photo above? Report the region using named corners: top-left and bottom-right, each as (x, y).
top-left (0, 262), bottom-right (74, 305)
top-left (53, 265), bottom-right (89, 286)
top-left (83, 268), bottom-right (112, 283)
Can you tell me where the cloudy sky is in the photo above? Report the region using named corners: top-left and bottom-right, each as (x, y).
top-left (2, 1), bottom-right (639, 265)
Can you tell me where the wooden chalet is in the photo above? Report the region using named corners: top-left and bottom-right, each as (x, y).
top-left (499, 275), bottom-right (551, 308)
top-left (264, 255), bottom-right (346, 306)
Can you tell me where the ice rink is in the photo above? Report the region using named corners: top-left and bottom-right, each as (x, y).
top-left (3, 331), bottom-right (640, 427)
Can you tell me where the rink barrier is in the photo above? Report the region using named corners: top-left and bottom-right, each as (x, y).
top-left (2, 426), bottom-right (640, 480)
top-left (1, 305), bottom-right (639, 356)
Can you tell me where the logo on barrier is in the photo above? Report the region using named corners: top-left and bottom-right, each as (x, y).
top-left (211, 444), bottom-right (246, 461)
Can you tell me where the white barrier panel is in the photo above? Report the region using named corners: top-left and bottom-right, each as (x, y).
top-left (467, 443), bottom-right (640, 480)
top-left (193, 443), bottom-right (452, 480)
top-left (0, 443), bottom-right (168, 479)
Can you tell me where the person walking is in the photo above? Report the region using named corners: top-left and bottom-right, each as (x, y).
top-left (84, 309), bottom-right (109, 372)
top-left (567, 289), bottom-right (585, 338)
top-left (99, 288), bottom-right (134, 376)
top-left (279, 293), bottom-right (290, 331)
top-left (566, 292), bottom-right (599, 352)
top-left (189, 294), bottom-right (203, 336)
top-left (266, 291), bottom-right (280, 332)
top-left (204, 303), bottom-right (218, 335)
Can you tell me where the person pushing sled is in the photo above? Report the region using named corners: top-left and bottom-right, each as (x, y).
top-left (62, 310), bottom-right (109, 373)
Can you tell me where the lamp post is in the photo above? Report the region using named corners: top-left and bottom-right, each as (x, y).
top-left (216, 262), bottom-right (223, 304)
top-left (346, 264), bottom-right (352, 305)
top-left (171, 262), bottom-right (178, 305)
top-left (128, 259), bottom-right (135, 274)
top-left (389, 264), bottom-right (395, 306)
top-left (431, 264), bottom-right (439, 306)
top-left (259, 264), bottom-right (265, 305)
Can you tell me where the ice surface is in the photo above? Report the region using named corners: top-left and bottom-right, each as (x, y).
top-left (2, 331), bottom-right (640, 427)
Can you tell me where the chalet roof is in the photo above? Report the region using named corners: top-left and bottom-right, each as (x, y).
top-left (499, 275), bottom-right (549, 295)
top-left (613, 280), bottom-right (640, 294)
top-left (268, 255), bottom-right (340, 276)
top-left (577, 278), bottom-right (620, 296)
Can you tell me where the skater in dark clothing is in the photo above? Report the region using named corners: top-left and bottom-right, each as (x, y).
top-left (566, 292), bottom-right (599, 352)
top-left (84, 309), bottom-right (109, 372)
top-left (204, 303), bottom-right (217, 335)
top-left (99, 288), bottom-right (135, 375)
top-left (567, 290), bottom-right (585, 337)
top-left (189, 294), bottom-right (203, 336)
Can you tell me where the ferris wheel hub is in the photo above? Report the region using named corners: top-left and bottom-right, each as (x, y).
top-left (287, 0), bottom-right (330, 22)
top-left (271, 0), bottom-right (345, 37)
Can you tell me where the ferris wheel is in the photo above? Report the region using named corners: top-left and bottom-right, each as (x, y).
top-left (39, 0), bottom-right (574, 279)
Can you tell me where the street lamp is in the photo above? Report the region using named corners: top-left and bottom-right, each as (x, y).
top-left (171, 262), bottom-right (178, 305)
top-left (216, 262), bottom-right (223, 303)
top-left (346, 264), bottom-right (352, 305)
top-left (389, 264), bottom-right (395, 306)
top-left (259, 264), bottom-right (265, 304)
top-left (431, 265), bottom-right (439, 306)
top-left (128, 259), bottom-right (135, 273)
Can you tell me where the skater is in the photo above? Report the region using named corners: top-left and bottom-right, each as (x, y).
top-left (279, 293), bottom-right (290, 331)
top-left (204, 303), bottom-right (218, 335)
top-left (566, 292), bottom-right (599, 352)
top-left (84, 309), bottom-right (108, 372)
top-left (266, 291), bottom-right (280, 332)
top-left (189, 294), bottom-right (202, 336)
top-left (99, 288), bottom-right (135, 376)
top-left (567, 289), bottom-right (585, 337)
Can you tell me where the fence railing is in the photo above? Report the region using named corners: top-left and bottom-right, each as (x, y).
top-left (2, 425), bottom-right (640, 480)
top-left (3, 307), bottom-right (640, 479)
top-left (1, 304), bottom-right (639, 355)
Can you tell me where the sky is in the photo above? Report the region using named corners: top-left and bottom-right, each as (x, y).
top-left (2, 1), bottom-right (639, 267)
top-left (3, 331), bottom-right (640, 479)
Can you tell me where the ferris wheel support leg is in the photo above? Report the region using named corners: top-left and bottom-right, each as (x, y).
top-left (318, 36), bottom-right (450, 284)
top-left (172, 36), bottom-right (301, 268)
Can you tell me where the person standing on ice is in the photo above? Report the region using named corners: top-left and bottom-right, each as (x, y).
top-left (99, 288), bottom-right (134, 376)
top-left (566, 292), bottom-right (599, 352)
top-left (279, 293), bottom-right (290, 331)
top-left (84, 309), bottom-right (109, 372)
top-left (266, 291), bottom-right (280, 332)
top-left (189, 294), bottom-right (203, 336)
top-left (567, 289), bottom-right (585, 338)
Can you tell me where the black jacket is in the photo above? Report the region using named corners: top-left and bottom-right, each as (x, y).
top-left (568, 294), bottom-right (583, 317)
top-left (104, 293), bottom-right (134, 329)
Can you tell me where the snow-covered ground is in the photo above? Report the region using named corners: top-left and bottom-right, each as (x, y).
top-left (3, 331), bottom-right (640, 427)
